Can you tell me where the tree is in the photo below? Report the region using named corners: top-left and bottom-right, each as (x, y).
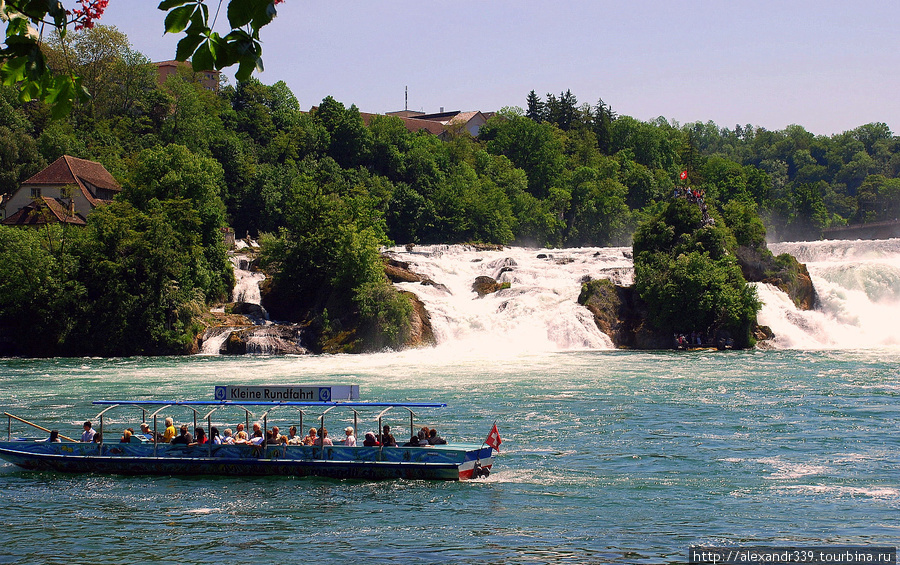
top-left (525, 90), bottom-right (544, 122)
top-left (633, 198), bottom-right (760, 347)
top-left (1, 0), bottom-right (284, 116)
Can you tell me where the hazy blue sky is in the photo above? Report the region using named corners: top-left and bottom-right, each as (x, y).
top-left (103, 0), bottom-right (899, 136)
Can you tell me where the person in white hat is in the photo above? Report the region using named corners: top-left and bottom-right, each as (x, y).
top-left (343, 426), bottom-right (356, 447)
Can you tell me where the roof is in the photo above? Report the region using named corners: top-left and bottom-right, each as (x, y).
top-left (360, 112), bottom-right (446, 135)
top-left (1, 197), bottom-right (87, 226)
top-left (21, 155), bottom-right (120, 207)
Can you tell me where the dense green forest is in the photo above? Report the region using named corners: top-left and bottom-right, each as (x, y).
top-left (1, 26), bottom-right (898, 355)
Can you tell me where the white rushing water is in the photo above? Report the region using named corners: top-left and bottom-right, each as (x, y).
top-left (208, 239), bottom-right (900, 355)
top-left (385, 245), bottom-right (633, 354)
top-left (763, 238), bottom-right (900, 349)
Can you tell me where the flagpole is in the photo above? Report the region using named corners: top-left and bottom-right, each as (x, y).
top-left (480, 420), bottom-right (497, 451)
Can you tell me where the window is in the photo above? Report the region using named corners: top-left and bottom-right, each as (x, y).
top-left (30, 187), bottom-right (41, 198)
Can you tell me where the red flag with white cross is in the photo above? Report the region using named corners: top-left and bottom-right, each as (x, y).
top-left (485, 423), bottom-right (502, 451)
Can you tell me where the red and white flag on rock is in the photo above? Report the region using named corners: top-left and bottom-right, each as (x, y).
top-left (485, 423), bottom-right (502, 451)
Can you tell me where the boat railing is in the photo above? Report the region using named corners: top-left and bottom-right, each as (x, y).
top-left (8, 401), bottom-right (448, 457)
top-left (4, 412), bottom-right (78, 442)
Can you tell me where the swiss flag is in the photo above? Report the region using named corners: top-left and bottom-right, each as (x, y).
top-left (485, 423), bottom-right (502, 451)
top-left (680, 170), bottom-right (688, 180)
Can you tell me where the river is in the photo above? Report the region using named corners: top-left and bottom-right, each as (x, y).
top-left (1, 240), bottom-right (898, 564)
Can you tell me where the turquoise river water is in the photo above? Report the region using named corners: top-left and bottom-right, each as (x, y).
top-left (0, 349), bottom-right (897, 564)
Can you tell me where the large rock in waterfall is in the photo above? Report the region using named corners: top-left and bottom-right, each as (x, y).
top-left (472, 276), bottom-right (502, 297)
top-left (734, 246), bottom-right (817, 310)
top-left (222, 326), bottom-right (308, 355)
top-left (577, 279), bottom-right (672, 349)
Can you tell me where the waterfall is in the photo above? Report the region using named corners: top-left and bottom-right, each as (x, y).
top-left (231, 255), bottom-right (266, 310)
top-left (386, 245), bottom-right (633, 354)
top-left (388, 239), bottom-right (900, 353)
top-left (199, 327), bottom-right (232, 355)
top-left (762, 238), bottom-right (900, 348)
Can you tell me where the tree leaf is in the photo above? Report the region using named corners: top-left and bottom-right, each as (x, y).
top-left (191, 41), bottom-right (214, 71)
top-left (158, 0), bottom-right (191, 10)
top-left (227, 0), bottom-right (255, 29)
top-left (175, 33), bottom-right (205, 61)
top-left (164, 5), bottom-right (195, 34)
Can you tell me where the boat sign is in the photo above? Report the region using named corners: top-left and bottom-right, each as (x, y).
top-left (214, 385), bottom-right (359, 402)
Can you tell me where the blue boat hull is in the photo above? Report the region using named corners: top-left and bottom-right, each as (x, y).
top-left (0, 442), bottom-right (494, 481)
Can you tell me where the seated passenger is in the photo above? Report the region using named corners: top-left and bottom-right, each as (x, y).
top-left (249, 427), bottom-right (264, 445)
top-left (286, 426), bottom-right (302, 445)
top-left (222, 428), bottom-right (235, 444)
top-left (209, 426), bottom-right (222, 445)
top-left (402, 435), bottom-right (421, 447)
top-left (170, 424), bottom-right (193, 445)
top-left (313, 428), bottom-right (333, 446)
top-left (343, 426), bottom-right (356, 447)
top-left (302, 428), bottom-right (318, 446)
top-left (233, 423), bottom-right (249, 443)
top-left (380, 425), bottom-right (397, 447)
top-left (270, 426), bottom-right (286, 444)
top-left (189, 427), bottom-right (207, 446)
top-left (162, 418), bottom-right (177, 443)
top-left (362, 432), bottom-right (380, 447)
top-left (120, 429), bottom-right (133, 443)
top-left (43, 430), bottom-right (61, 443)
top-left (92, 432), bottom-right (103, 444)
top-left (81, 421), bottom-right (96, 443)
top-left (138, 423), bottom-right (156, 442)
top-left (428, 428), bottom-right (447, 445)
top-left (417, 430), bottom-right (429, 446)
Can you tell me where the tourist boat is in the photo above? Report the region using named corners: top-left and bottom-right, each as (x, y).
top-left (0, 399), bottom-right (496, 481)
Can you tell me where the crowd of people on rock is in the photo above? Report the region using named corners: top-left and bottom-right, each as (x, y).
top-left (673, 185), bottom-right (715, 227)
top-left (70, 420), bottom-right (449, 448)
top-left (675, 331), bottom-right (707, 348)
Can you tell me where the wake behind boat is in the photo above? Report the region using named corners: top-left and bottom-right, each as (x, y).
top-left (0, 399), bottom-right (498, 481)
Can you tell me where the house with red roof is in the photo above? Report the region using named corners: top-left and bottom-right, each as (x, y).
top-left (1, 155), bottom-right (120, 226)
top-left (363, 110), bottom-right (490, 139)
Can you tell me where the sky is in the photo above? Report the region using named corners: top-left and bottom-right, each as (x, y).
top-left (101, 0), bottom-right (900, 136)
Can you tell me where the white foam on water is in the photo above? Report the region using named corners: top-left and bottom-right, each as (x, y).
top-left (387, 245), bottom-right (632, 354)
top-left (762, 238), bottom-right (900, 349)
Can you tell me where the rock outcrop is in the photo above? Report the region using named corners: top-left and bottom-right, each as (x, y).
top-left (472, 276), bottom-right (502, 297)
top-left (223, 326), bottom-right (308, 355)
top-left (735, 246), bottom-right (817, 310)
top-left (401, 291), bottom-right (436, 348)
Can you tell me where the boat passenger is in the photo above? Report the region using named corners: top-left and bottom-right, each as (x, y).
top-left (270, 426), bottom-right (286, 445)
top-left (249, 427), bottom-right (264, 445)
top-left (209, 426), bottom-right (222, 445)
top-left (170, 424), bottom-right (193, 445)
top-left (138, 423), bottom-right (155, 442)
top-left (162, 418), bottom-right (177, 443)
top-left (302, 428), bottom-right (317, 446)
top-left (120, 429), bottom-right (133, 443)
top-left (222, 428), bottom-right (235, 444)
top-left (92, 432), bottom-right (103, 443)
top-left (287, 426), bottom-right (301, 445)
top-left (417, 430), bottom-right (429, 446)
top-left (402, 435), bottom-right (421, 447)
top-left (343, 427), bottom-right (356, 447)
top-left (81, 421), bottom-right (96, 443)
top-left (313, 428), bottom-right (333, 446)
top-left (380, 425), bottom-right (397, 447)
top-left (234, 427), bottom-right (249, 444)
top-left (43, 430), bottom-right (61, 443)
top-left (428, 429), bottom-right (447, 445)
top-left (362, 432), bottom-right (380, 447)
top-left (189, 427), bottom-right (207, 446)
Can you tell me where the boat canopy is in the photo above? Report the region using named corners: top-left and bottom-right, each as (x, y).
top-left (92, 401), bottom-right (447, 408)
